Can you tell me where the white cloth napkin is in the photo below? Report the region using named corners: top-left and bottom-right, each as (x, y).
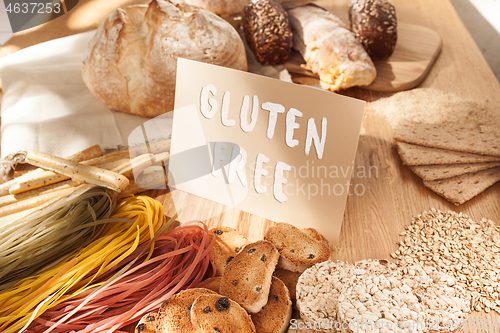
top-left (0, 30), bottom-right (161, 159)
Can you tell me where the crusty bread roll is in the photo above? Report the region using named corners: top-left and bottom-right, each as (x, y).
top-left (82, 0), bottom-right (247, 118)
top-left (185, 0), bottom-right (250, 16)
top-left (288, 4), bottom-right (376, 91)
top-left (242, 0), bottom-right (293, 65)
top-left (349, 0), bottom-right (397, 60)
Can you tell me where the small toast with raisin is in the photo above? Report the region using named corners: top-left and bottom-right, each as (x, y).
top-left (191, 295), bottom-right (256, 333)
top-left (210, 227), bottom-right (249, 276)
top-left (264, 223), bottom-right (330, 272)
top-left (220, 240), bottom-right (279, 313)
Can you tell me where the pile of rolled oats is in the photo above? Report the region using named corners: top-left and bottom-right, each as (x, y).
top-left (391, 208), bottom-right (500, 314)
top-left (296, 259), bottom-right (470, 333)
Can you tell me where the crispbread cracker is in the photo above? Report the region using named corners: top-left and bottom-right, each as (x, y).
top-left (395, 120), bottom-right (500, 157)
top-left (396, 142), bottom-right (500, 166)
top-left (423, 167), bottom-right (500, 205)
top-left (410, 162), bottom-right (500, 181)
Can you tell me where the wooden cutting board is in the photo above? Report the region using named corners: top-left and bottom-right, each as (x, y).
top-left (284, 22), bottom-right (442, 92)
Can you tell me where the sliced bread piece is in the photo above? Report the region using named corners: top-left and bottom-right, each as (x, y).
top-left (156, 288), bottom-right (218, 333)
top-left (210, 227), bottom-right (250, 276)
top-left (264, 223), bottom-right (330, 272)
top-left (135, 312), bottom-right (158, 333)
top-left (220, 240), bottom-right (280, 313)
top-left (273, 268), bottom-right (301, 307)
top-left (191, 294), bottom-right (256, 333)
top-left (300, 228), bottom-right (329, 246)
top-left (251, 276), bottom-right (293, 333)
top-left (198, 276), bottom-right (222, 294)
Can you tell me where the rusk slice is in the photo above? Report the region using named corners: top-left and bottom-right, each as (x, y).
top-left (288, 4), bottom-right (376, 91)
top-left (156, 288), bottom-right (218, 332)
top-left (395, 120), bottom-right (500, 157)
top-left (191, 294), bottom-right (256, 333)
top-left (273, 268), bottom-right (301, 305)
top-left (264, 223), bottom-right (330, 272)
top-left (396, 142), bottom-right (500, 166)
top-left (210, 227), bottom-right (249, 276)
top-left (199, 276), bottom-right (222, 293)
top-left (135, 312), bottom-right (158, 333)
top-left (423, 167), bottom-right (500, 205)
top-left (220, 240), bottom-right (280, 313)
top-left (410, 162), bottom-right (500, 181)
top-left (251, 276), bottom-right (293, 333)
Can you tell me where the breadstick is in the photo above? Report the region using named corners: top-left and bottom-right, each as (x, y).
top-left (0, 180), bottom-right (81, 208)
top-left (25, 151), bottom-right (129, 193)
top-left (0, 187), bottom-right (76, 217)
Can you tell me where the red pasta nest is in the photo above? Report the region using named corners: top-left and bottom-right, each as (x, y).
top-left (27, 223), bottom-right (215, 333)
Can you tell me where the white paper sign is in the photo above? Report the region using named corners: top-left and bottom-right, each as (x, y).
top-left (169, 58), bottom-right (366, 244)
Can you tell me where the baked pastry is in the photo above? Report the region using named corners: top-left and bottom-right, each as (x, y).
top-left (210, 227), bottom-right (249, 276)
top-left (184, 0), bottom-right (250, 16)
top-left (264, 222), bottom-right (330, 272)
top-left (191, 294), bottom-right (256, 332)
top-left (82, 0), bottom-right (247, 118)
top-left (134, 312), bottom-right (158, 333)
top-left (288, 4), bottom-right (376, 91)
top-left (219, 240), bottom-right (279, 313)
top-left (242, 0), bottom-right (293, 65)
top-left (156, 288), bottom-right (218, 332)
top-left (251, 276), bottom-right (292, 333)
top-left (349, 0), bottom-right (397, 60)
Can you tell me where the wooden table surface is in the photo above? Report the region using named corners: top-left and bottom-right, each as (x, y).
top-left (1, 0), bottom-right (500, 332)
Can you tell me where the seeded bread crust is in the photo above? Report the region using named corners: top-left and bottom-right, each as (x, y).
top-left (210, 227), bottom-right (250, 276)
top-left (264, 223), bottom-right (330, 273)
top-left (242, 0), bottom-right (293, 65)
top-left (251, 276), bottom-right (293, 333)
top-left (135, 312), bottom-right (158, 333)
top-left (191, 294), bottom-right (256, 333)
top-left (220, 240), bottom-right (280, 313)
top-left (156, 288), bottom-right (218, 332)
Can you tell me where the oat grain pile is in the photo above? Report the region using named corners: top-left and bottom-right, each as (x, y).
top-left (391, 208), bottom-right (500, 313)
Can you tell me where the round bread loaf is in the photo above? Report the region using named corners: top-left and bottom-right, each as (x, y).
top-left (82, 0), bottom-right (247, 118)
top-left (349, 0), bottom-right (397, 60)
top-left (242, 0), bottom-right (293, 65)
top-left (185, 0), bottom-right (250, 16)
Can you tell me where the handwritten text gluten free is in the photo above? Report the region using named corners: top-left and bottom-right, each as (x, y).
top-left (200, 84), bottom-right (327, 203)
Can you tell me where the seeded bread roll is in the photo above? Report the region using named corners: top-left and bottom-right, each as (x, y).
top-left (264, 222), bottom-right (330, 273)
top-left (349, 0), bottom-right (397, 60)
top-left (185, 0), bottom-right (250, 16)
top-left (191, 295), bottom-right (256, 333)
top-left (82, 0), bottom-right (247, 118)
top-left (251, 276), bottom-right (293, 333)
top-left (220, 240), bottom-right (280, 313)
top-left (135, 312), bottom-right (158, 333)
top-left (242, 0), bottom-right (293, 65)
top-left (210, 227), bottom-right (249, 276)
top-left (156, 288), bottom-right (218, 332)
